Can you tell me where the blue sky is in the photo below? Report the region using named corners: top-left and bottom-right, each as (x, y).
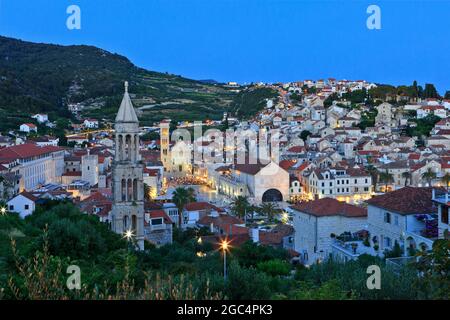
top-left (1, 0), bottom-right (450, 93)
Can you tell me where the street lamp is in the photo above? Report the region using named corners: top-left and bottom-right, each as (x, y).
top-left (0, 207), bottom-right (6, 215)
top-left (123, 229), bottom-right (135, 251)
top-left (220, 239), bottom-right (230, 282)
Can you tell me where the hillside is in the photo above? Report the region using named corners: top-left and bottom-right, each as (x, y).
top-left (0, 36), bottom-right (277, 130)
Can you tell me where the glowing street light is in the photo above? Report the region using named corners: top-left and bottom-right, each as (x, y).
top-left (123, 229), bottom-right (135, 241)
top-left (196, 251), bottom-right (206, 258)
top-left (0, 207), bottom-right (6, 215)
top-left (220, 239), bottom-right (230, 281)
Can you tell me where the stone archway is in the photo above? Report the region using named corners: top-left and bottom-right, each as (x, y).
top-left (406, 236), bottom-right (417, 255)
top-left (262, 188), bottom-right (283, 202)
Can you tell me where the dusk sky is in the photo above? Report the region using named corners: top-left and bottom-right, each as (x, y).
top-left (1, 0), bottom-right (450, 93)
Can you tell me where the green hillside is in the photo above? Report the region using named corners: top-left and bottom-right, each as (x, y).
top-left (0, 36), bottom-right (278, 130)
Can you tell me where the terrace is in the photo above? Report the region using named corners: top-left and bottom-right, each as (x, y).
top-left (331, 231), bottom-right (375, 262)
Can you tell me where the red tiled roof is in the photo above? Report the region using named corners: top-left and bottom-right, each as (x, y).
top-left (184, 202), bottom-right (225, 212)
top-left (408, 153), bottom-right (420, 160)
top-left (197, 213), bottom-right (244, 227)
top-left (148, 210), bottom-right (173, 224)
top-left (259, 224), bottom-right (294, 246)
top-left (366, 187), bottom-right (440, 215)
top-left (295, 161), bottom-right (310, 172)
top-left (144, 168), bottom-right (159, 176)
top-left (287, 146), bottom-right (304, 153)
top-left (62, 171), bottom-right (82, 177)
top-left (82, 191), bottom-right (111, 204)
top-left (16, 191), bottom-right (39, 202)
top-left (0, 144), bottom-right (63, 161)
top-left (233, 163), bottom-right (267, 175)
top-left (279, 159), bottom-right (297, 171)
top-left (291, 198), bottom-right (367, 218)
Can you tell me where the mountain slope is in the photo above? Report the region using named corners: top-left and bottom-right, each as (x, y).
top-left (0, 36), bottom-right (278, 129)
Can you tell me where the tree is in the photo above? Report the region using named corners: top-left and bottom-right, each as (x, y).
top-left (256, 259), bottom-right (291, 277)
top-left (441, 173), bottom-right (450, 191)
top-left (257, 202), bottom-right (279, 222)
top-left (414, 239), bottom-right (450, 299)
top-left (422, 83), bottom-right (440, 99)
top-left (445, 91), bottom-right (450, 100)
top-left (144, 183), bottom-right (155, 201)
top-left (230, 196), bottom-right (250, 219)
top-left (300, 130), bottom-right (312, 142)
top-left (342, 88), bottom-right (367, 104)
top-left (172, 187), bottom-right (197, 226)
top-left (379, 170), bottom-right (394, 192)
top-left (402, 171), bottom-right (411, 186)
top-left (421, 168), bottom-right (437, 187)
top-left (324, 93), bottom-right (338, 108)
top-left (366, 165), bottom-right (379, 191)
top-left (225, 261), bottom-right (272, 300)
top-left (412, 80), bottom-right (419, 98)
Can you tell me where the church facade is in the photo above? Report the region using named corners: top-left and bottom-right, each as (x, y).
top-left (111, 82), bottom-right (145, 250)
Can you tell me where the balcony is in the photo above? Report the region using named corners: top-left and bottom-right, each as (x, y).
top-left (331, 239), bottom-right (375, 262)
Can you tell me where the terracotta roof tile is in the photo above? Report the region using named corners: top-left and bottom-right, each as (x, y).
top-left (291, 198), bottom-right (367, 217)
top-left (366, 186), bottom-right (441, 215)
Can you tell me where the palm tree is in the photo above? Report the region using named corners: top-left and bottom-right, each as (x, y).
top-left (401, 171), bottom-right (411, 186)
top-left (258, 202), bottom-right (279, 222)
top-left (441, 173), bottom-right (450, 191)
top-left (230, 196), bottom-right (250, 219)
top-left (172, 187), bottom-right (197, 226)
top-left (366, 165), bottom-right (379, 191)
top-left (379, 170), bottom-right (394, 192)
top-left (421, 168), bottom-right (437, 187)
top-left (144, 183), bottom-right (154, 201)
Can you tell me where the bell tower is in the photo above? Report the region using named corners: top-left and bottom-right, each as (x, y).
top-left (111, 81), bottom-right (145, 250)
top-left (160, 119), bottom-right (171, 171)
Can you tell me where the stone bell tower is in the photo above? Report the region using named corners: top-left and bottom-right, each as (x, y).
top-left (111, 81), bottom-right (144, 250)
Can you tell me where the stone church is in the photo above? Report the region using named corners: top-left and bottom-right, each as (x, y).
top-left (111, 82), bottom-right (145, 250)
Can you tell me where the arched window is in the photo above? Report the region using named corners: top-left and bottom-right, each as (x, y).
top-left (127, 178), bottom-right (132, 201)
top-left (121, 179), bottom-right (126, 201)
top-left (133, 179), bottom-right (138, 201)
top-left (123, 215), bottom-right (129, 231)
top-left (117, 134), bottom-right (123, 161)
top-left (132, 215), bottom-right (137, 231)
top-left (125, 135), bottom-right (131, 160)
top-left (135, 134), bottom-right (139, 161)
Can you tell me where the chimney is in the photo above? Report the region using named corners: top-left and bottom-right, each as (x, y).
top-left (251, 228), bottom-right (259, 243)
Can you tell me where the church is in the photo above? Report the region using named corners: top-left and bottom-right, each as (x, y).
top-left (111, 82), bottom-right (145, 250)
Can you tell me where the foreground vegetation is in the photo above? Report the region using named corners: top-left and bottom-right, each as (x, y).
top-left (0, 201), bottom-right (448, 300)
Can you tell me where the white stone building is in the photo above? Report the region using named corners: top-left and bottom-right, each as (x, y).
top-left (81, 153), bottom-right (99, 187)
top-left (366, 187), bottom-right (439, 256)
top-left (292, 198), bottom-right (367, 265)
top-left (19, 123), bottom-right (37, 133)
top-left (304, 167), bottom-right (372, 204)
top-left (0, 144), bottom-right (64, 191)
top-left (7, 192), bottom-right (37, 218)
